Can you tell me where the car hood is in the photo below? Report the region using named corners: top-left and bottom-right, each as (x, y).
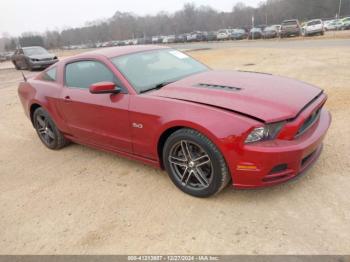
top-left (150, 70), bottom-right (322, 122)
top-left (28, 54), bottom-right (55, 60)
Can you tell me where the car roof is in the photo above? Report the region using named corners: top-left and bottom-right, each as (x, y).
top-left (82, 45), bottom-right (169, 59)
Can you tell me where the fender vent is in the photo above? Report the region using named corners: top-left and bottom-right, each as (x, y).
top-left (195, 83), bottom-right (242, 91)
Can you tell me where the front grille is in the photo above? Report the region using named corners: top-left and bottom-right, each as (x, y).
top-left (269, 164), bottom-right (288, 174)
top-left (295, 107), bottom-right (321, 138)
top-left (40, 58), bottom-right (52, 61)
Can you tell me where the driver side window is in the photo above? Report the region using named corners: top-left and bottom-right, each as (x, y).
top-left (65, 60), bottom-right (122, 90)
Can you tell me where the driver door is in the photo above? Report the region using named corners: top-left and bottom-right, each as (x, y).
top-left (58, 60), bottom-right (132, 153)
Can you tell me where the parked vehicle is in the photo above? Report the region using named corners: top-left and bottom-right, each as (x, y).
top-left (216, 29), bottom-right (231, 40)
top-left (137, 37), bottom-right (152, 45)
top-left (175, 34), bottom-right (186, 43)
top-left (206, 31), bottom-right (218, 41)
top-left (302, 19), bottom-right (324, 36)
top-left (187, 31), bottom-right (206, 42)
top-left (263, 25), bottom-right (279, 39)
top-left (341, 17), bottom-right (350, 30)
top-left (186, 33), bottom-right (195, 42)
top-left (18, 45), bottom-right (331, 197)
top-left (248, 28), bottom-right (263, 39)
top-left (0, 53), bottom-right (6, 62)
top-left (0, 52), bottom-right (13, 62)
top-left (280, 19), bottom-right (301, 37)
top-left (163, 35), bottom-right (176, 44)
top-left (152, 36), bottom-right (164, 44)
top-left (324, 20), bottom-right (337, 31)
top-left (5, 51), bottom-right (14, 60)
top-left (11, 46), bottom-right (58, 71)
top-left (231, 29), bottom-right (247, 40)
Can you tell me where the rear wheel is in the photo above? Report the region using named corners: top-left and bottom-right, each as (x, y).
top-left (163, 128), bottom-right (231, 197)
top-left (33, 107), bottom-right (69, 150)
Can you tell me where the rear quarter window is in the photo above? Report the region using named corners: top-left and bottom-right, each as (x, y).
top-left (41, 67), bottom-right (57, 82)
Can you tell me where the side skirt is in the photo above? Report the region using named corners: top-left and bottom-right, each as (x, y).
top-left (65, 135), bottom-right (161, 169)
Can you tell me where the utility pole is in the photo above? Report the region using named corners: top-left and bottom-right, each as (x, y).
top-left (252, 16), bottom-right (255, 40)
top-left (338, 0), bottom-right (342, 18)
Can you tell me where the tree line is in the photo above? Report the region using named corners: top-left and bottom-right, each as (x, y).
top-left (2, 0), bottom-right (350, 51)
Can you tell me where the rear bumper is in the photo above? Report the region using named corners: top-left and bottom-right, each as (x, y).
top-left (281, 29), bottom-right (300, 36)
top-left (230, 109), bottom-right (331, 188)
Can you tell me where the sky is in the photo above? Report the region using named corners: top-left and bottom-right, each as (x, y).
top-left (0, 0), bottom-right (260, 36)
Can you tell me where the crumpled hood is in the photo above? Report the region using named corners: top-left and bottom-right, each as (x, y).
top-left (150, 70), bottom-right (322, 122)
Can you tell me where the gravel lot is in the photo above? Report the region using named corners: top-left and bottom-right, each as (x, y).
top-left (0, 36), bottom-right (349, 254)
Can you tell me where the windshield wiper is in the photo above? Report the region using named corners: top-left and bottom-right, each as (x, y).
top-left (139, 81), bottom-right (174, 94)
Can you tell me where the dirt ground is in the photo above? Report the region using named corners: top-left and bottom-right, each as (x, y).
top-left (0, 38), bottom-right (349, 255)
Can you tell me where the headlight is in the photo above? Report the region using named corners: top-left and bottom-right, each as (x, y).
top-left (245, 122), bottom-right (285, 144)
top-left (31, 58), bottom-right (39, 62)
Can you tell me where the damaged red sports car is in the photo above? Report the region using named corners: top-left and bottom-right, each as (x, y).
top-left (18, 46), bottom-right (331, 197)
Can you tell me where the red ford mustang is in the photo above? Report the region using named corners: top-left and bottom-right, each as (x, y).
top-left (18, 45), bottom-right (331, 197)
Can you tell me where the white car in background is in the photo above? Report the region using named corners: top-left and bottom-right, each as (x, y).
top-left (342, 17), bottom-right (350, 29)
top-left (302, 19), bottom-right (324, 36)
top-left (216, 29), bottom-right (230, 40)
top-left (324, 20), bottom-right (337, 31)
top-left (162, 35), bottom-right (176, 43)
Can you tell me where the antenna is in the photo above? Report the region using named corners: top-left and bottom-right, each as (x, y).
top-left (21, 72), bottom-right (27, 82)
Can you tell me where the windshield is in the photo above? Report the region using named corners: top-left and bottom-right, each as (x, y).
top-left (307, 20), bottom-right (321, 26)
top-left (233, 29), bottom-right (245, 33)
top-left (282, 20), bottom-right (298, 26)
top-left (111, 49), bottom-right (208, 93)
top-left (251, 28), bottom-right (261, 32)
top-left (23, 47), bottom-right (49, 56)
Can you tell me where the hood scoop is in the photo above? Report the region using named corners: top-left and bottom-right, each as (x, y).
top-left (195, 83), bottom-right (242, 92)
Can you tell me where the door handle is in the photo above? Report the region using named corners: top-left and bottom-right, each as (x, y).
top-left (64, 96), bottom-right (72, 102)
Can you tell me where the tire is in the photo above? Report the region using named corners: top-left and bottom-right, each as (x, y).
top-left (26, 61), bottom-right (33, 71)
top-left (13, 61), bottom-right (20, 70)
top-left (33, 107), bottom-right (69, 150)
top-left (163, 128), bottom-right (231, 197)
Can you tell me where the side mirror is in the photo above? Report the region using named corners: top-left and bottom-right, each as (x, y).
top-left (89, 82), bottom-right (121, 94)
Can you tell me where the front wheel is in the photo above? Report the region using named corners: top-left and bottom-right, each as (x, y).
top-left (13, 61), bottom-right (21, 70)
top-left (163, 128), bottom-right (231, 197)
top-left (26, 61), bottom-right (33, 71)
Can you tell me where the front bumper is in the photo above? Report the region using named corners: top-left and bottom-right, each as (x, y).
top-left (230, 109), bottom-right (331, 188)
top-left (29, 59), bottom-right (58, 69)
top-left (306, 29), bottom-right (323, 34)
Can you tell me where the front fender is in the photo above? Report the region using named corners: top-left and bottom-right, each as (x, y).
top-left (130, 94), bottom-right (260, 165)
